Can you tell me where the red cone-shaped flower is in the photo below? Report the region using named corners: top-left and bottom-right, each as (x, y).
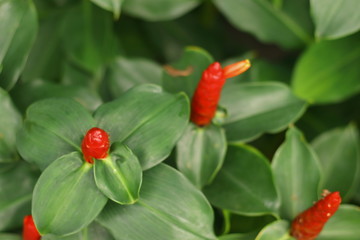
top-left (190, 59), bottom-right (251, 126)
top-left (23, 215), bottom-right (41, 240)
top-left (81, 127), bottom-right (110, 164)
top-left (291, 190), bottom-right (341, 240)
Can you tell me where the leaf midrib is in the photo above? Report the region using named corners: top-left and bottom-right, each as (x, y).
top-left (27, 121), bottom-right (81, 152)
top-left (221, 168), bottom-right (273, 212)
top-left (257, 0), bottom-right (313, 44)
top-left (120, 94), bottom-right (184, 142)
top-left (137, 200), bottom-right (214, 240)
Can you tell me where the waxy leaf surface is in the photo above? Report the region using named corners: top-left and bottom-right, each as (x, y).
top-left (122, 0), bottom-right (201, 21)
top-left (42, 221), bottom-right (114, 240)
top-left (107, 57), bottom-right (162, 98)
top-left (0, 0), bottom-right (37, 90)
top-left (97, 164), bottom-right (216, 240)
top-left (11, 80), bottom-right (102, 113)
top-left (94, 143), bottom-right (142, 204)
top-left (90, 0), bottom-right (123, 19)
top-left (312, 124), bottom-right (359, 201)
top-left (17, 98), bottom-right (95, 170)
top-left (203, 145), bottom-right (279, 216)
top-left (292, 33), bottom-right (360, 103)
top-left (0, 161), bottom-right (38, 231)
top-left (311, 0), bottom-right (360, 39)
top-left (95, 84), bottom-right (189, 170)
top-left (221, 82), bottom-right (306, 142)
top-left (272, 127), bottom-right (321, 220)
top-left (0, 88), bottom-right (21, 163)
top-left (176, 123), bottom-right (227, 188)
top-left (255, 220), bottom-right (294, 240)
top-left (213, 0), bottom-right (313, 49)
top-left (33, 152), bottom-right (108, 236)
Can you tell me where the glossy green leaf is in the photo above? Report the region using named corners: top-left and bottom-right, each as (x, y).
top-left (94, 143), bottom-right (142, 204)
top-left (220, 82), bottom-right (307, 142)
top-left (0, 161), bottom-right (39, 231)
top-left (255, 220), bottom-right (294, 240)
top-left (42, 221), bottom-right (114, 240)
top-left (0, 234), bottom-right (21, 240)
top-left (122, 0), bottom-right (201, 21)
top-left (95, 84), bottom-right (189, 170)
top-left (0, 88), bottom-right (21, 163)
top-left (312, 124), bottom-right (360, 201)
top-left (318, 204), bottom-right (360, 240)
top-left (213, 0), bottom-right (313, 49)
top-left (203, 145), bottom-right (279, 216)
top-left (311, 0), bottom-right (360, 39)
top-left (272, 127), bottom-right (321, 220)
top-left (0, 0), bottom-right (37, 90)
top-left (33, 152), bottom-right (108, 236)
top-left (21, 12), bottom-right (64, 83)
top-left (97, 164), bottom-right (216, 240)
top-left (90, 0), bottom-right (123, 19)
top-left (11, 80), bottom-right (102, 113)
top-left (17, 98), bottom-right (96, 170)
top-left (106, 57), bottom-right (162, 98)
top-left (218, 233), bottom-right (258, 240)
top-left (61, 2), bottom-right (118, 72)
top-left (176, 123), bottom-right (227, 188)
top-left (292, 33), bottom-right (360, 103)
top-left (162, 46), bottom-right (213, 97)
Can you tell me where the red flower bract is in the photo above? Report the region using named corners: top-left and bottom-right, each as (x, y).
top-left (190, 60), bottom-right (251, 126)
top-left (23, 215), bottom-right (41, 240)
top-left (81, 127), bottom-right (110, 164)
top-left (290, 190), bottom-right (342, 240)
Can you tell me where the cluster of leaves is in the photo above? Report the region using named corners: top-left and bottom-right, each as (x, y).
top-left (1, 0), bottom-right (360, 239)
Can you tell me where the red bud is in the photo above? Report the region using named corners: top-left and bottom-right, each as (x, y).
top-left (23, 215), bottom-right (41, 240)
top-left (81, 127), bottom-right (110, 164)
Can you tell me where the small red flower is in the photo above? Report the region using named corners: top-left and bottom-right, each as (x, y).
top-left (190, 59), bottom-right (251, 126)
top-left (81, 127), bottom-right (110, 164)
top-left (23, 215), bottom-right (41, 240)
top-left (290, 190), bottom-right (342, 240)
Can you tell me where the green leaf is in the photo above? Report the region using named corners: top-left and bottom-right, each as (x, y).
top-left (11, 80), bottom-right (102, 113)
top-left (94, 143), bottom-right (142, 204)
top-left (122, 0), bottom-right (201, 21)
top-left (61, 2), bottom-right (118, 73)
top-left (0, 161), bottom-right (39, 231)
top-left (213, 0), bottom-right (313, 49)
top-left (17, 98), bottom-right (96, 170)
top-left (312, 124), bottom-right (360, 201)
top-left (42, 221), bottom-right (115, 240)
top-left (97, 164), bottom-right (216, 240)
top-left (21, 12), bottom-right (64, 83)
top-left (203, 145), bottom-right (279, 216)
top-left (176, 123), bottom-right (227, 188)
top-left (0, 0), bottom-right (38, 90)
top-left (0, 88), bottom-right (21, 163)
top-left (291, 33), bottom-right (360, 103)
top-left (90, 0), bottom-right (123, 19)
top-left (0, 234), bottom-right (21, 240)
top-left (162, 46), bottom-right (214, 97)
top-left (33, 152), bottom-right (108, 236)
top-left (218, 233), bottom-right (258, 240)
top-left (272, 127), bottom-right (321, 220)
top-left (106, 57), bottom-right (162, 98)
top-left (255, 220), bottom-right (294, 240)
top-left (311, 0), bottom-right (360, 40)
top-left (220, 82), bottom-right (307, 142)
top-left (95, 84), bottom-right (189, 170)
top-left (317, 204), bottom-right (360, 240)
